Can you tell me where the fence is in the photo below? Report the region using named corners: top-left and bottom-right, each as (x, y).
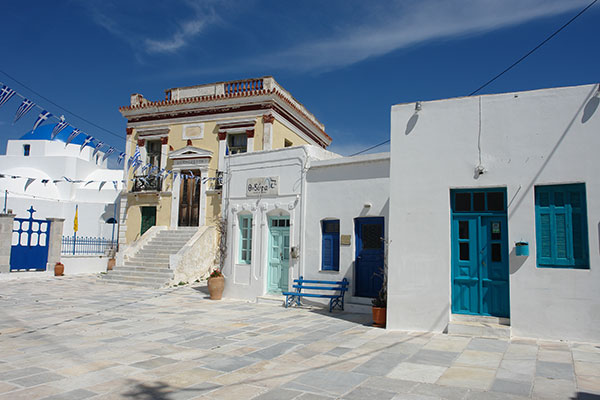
top-left (61, 236), bottom-right (116, 256)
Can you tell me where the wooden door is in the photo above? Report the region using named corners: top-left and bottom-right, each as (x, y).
top-left (178, 172), bottom-right (200, 227)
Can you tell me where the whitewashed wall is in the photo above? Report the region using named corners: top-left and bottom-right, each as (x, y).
top-left (304, 154), bottom-right (390, 305)
top-left (389, 83), bottom-right (600, 342)
top-left (222, 145), bottom-right (338, 300)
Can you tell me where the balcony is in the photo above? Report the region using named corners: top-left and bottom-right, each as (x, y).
top-left (132, 174), bottom-right (162, 192)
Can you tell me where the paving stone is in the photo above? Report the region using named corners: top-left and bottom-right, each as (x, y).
top-left (454, 350), bottom-right (503, 369)
top-left (129, 357), bottom-right (179, 370)
top-left (252, 387), bottom-right (302, 400)
top-left (10, 372), bottom-right (66, 387)
top-left (40, 388), bottom-right (97, 400)
top-left (387, 362), bottom-right (447, 383)
top-left (342, 386), bottom-right (397, 400)
top-left (467, 338), bottom-right (509, 353)
top-left (407, 349), bottom-right (460, 367)
top-left (2, 367), bottom-right (48, 381)
top-left (203, 355), bottom-right (260, 373)
top-left (353, 351), bottom-right (408, 376)
top-left (490, 378), bottom-right (532, 397)
top-left (436, 366), bottom-right (495, 390)
top-left (247, 342), bottom-right (298, 360)
top-left (325, 347), bottom-right (352, 357)
top-left (536, 360), bottom-right (575, 380)
top-left (410, 382), bottom-right (469, 400)
top-left (532, 376), bottom-right (576, 399)
top-left (359, 376), bottom-right (418, 393)
top-left (285, 369), bottom-right (369, 396)
top-left (577, 375), bottom-right (600, 394)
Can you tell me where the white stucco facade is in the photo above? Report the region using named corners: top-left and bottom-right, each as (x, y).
top-left (388, 83), bottom-right (600, 342)
top-left (222, 145), bottom-right (390, 308)
top-left (0, 126), bottom-right (123, 240)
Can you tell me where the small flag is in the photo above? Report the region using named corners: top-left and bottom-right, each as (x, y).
top-left (112, 181), bottom-right (118, 190)
top-left (63, 176), bottom-right (73, 183)
top-left (13, 98), bottom-right (35, 124)
top-left (99, 181), bottom-right (106, 191)
top-left (80, 135), bottom-right (93, 151)
top-left (92, 141), bottom-right (104, 157)
top-left (51, 116), bottom-right (69, 139)
top-left (102, 147), bottom-right (115, 162)
top-left (65, 129), bottom-right (82, 146)
top-left (0, 86), bottom-right (15, 108)
top-left (73, 205), bottom-right (78, 233)
top-left (117, 152), bottom-right (126, 165)
top-left (129, 145), bottom-right (141, 169)
top-left (33, 110), bottom-right (52, 131)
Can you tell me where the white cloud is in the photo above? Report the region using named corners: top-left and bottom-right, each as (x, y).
top-left (144, 19), bottom-right (208, 54)
top-left (261, 0), bottom-right (589, 72)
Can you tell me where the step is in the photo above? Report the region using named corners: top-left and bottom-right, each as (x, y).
top-left (101, 278), bottom-right (167, 289)
top-left (114, 265), bottom-right (171, 273)
top-left (124, 260), bottom-right (170, 268)
top-left (107, 270), bottom-right (173, 279)
top-left (129, 255), bottom-right (171, 262)
top-left (102, 273), bottom-right (171, 286)
top-left (447, 318), bottom-right (511, 339)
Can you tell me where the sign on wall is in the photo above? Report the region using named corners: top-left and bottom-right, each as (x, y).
top-left (247, 177), bottom-right (279, 196)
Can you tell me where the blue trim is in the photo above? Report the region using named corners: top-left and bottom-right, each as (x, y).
top-left (535, 183), bottom-right (589, 269)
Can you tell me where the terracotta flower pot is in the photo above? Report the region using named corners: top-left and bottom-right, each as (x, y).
top-left (54, 262), bottom-right (64, 277)
top-left (372, 306), bottom-right (386, 328)
top-left (207, 276), bottom-right (225, 300)
top-left (107, 258), bottom-right (116, 271)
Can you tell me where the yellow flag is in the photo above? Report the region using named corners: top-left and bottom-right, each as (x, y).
top-left (73, 205), bottom-right (78, 232)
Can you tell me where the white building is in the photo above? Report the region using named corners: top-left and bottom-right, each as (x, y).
top-left (388, 83), bottom-right (600, 342)
top-left (222, 145), bottom-right (390, 310)
top-left (0, 124), bottom-right (123, 240)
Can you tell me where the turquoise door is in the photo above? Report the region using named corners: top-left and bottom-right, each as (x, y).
top-left (355, 217), bottom-right (385, 298)
top-left (267, 217), bottom-right (290, 294)
top-left (451, 189), bottom-right (509, 318)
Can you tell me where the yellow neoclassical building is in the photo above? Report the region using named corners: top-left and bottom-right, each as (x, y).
top-left (118, 76), bottom-right (331, 245)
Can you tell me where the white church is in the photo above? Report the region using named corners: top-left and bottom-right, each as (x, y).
top-left (0, 123), bottom-right (123, 240)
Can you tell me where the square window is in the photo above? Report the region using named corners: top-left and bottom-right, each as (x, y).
top-left (455, 193), bottom-right (471, 212)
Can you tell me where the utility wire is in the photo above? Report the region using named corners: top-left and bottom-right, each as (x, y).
top-left (468, 0), bottom-right (598, 96)
top-left (348, 0), bottom-right (597, 157)
top-left (349, 139), bottom-right (390, 157)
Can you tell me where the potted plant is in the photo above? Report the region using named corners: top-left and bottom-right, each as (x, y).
top-left (207, 269), bottom-right (225, 300)
top-left (372, 238), bottom-right (388, 327)
top-left (54, 262), bottom-right (64, 277)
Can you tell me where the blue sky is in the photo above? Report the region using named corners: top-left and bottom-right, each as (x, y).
top-left (0, 0), bottom-right (598, 159)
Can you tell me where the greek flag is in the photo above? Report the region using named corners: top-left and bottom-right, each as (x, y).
top-left (102, 147), bottom-right (115, 162)
top-left (80, 135), bottom-right (94, 151)
top-left (65, 129), bottom-right (82, 146)
top-left (117, 152), bottom-right (126, 165)
top-left (0, 86), bottom-right (15, 108)
top-left (33, 110), bottom-right (52, 131)
top-left (128, 145), bottom-right (140, 170)
top-left (92, 141), bottom-right (104, 157)
top-left (51, 117), bottom-right (69, 139)
top-left (13, 99), bottom-right (35, 123)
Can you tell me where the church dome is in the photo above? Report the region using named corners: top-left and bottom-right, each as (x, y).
top-left (19, 123), bottom-right (93, 147)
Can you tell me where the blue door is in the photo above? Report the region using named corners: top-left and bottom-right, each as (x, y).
top-left (355, 217), bottom-right (384, 298)
top-left (451, 190), bottom-right (509, 318)
top-left (10, 207), bottom-right (51, 271)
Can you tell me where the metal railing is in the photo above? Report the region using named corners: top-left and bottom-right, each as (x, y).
top-left (132, 174), bottom-right (162, 192)
top-left (61, 236), bottom-right (116, 256)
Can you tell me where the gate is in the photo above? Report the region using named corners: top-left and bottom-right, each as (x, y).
top-left (10, 206), bottom-right (51, 271)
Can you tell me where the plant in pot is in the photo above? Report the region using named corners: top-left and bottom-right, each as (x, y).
top-left (207, 217), bottom-right (227, 300)
top-left (372, 238), bottom-right (388, 328)
top-left (207, 269), bottom-right (225, 300)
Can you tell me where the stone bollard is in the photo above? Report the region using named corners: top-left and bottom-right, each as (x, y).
top-left (46, 218), bottom-right (65, 272)
top-left (0, 213), bottom-right (16, 273)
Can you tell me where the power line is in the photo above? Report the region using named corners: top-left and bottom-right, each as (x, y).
top-left (349, 139), bottom-right (390, 157)
top-left (468, 0), bottom-right (598, 96)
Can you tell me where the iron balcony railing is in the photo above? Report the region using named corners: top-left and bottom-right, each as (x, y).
top-left (61, 236), bottom-right (117, 256)
top-left (132, 174), bottom-right (162, 192)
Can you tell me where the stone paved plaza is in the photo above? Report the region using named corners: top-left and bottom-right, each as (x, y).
top-left (0, 276), bottom-right (599, 400)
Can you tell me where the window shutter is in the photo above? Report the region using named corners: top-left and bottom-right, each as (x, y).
top-left (322, 236), bottom-right (333, 270)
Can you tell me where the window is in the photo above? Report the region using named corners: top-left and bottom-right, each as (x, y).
top-left (146, 140), bottom-right (161, 171)
top-left (228, 134), bottom-right (247, 154)
top-left (322, 220), bottom-right (340, 271)
top-left (23, 144), bottom-right (30, 156)
top-left (239, 215), bottom-right (252, 264)
top-left (452, 189), bottom-right (506, 213)
top-left (535, 183), bottom-right (589, 269)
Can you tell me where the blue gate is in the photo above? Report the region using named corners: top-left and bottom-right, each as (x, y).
top-left (10, 206), bottom-right (51, 271)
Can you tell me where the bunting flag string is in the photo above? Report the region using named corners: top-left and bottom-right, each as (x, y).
top-left (14, 98), bottom-right (35, 124)
top-left (0, 81), bottom-right (223, 184)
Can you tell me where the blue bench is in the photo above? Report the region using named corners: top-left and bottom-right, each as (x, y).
top-left (283, 276), bottom-right (349, 312)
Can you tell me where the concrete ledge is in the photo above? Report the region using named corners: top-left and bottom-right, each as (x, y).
top-left (61, 256), bottom-right (110, 275)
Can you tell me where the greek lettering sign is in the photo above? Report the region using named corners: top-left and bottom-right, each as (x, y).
top-left (247, 177), bottom-right (278, 196)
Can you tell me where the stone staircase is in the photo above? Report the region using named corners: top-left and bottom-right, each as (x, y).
top-left (102, 228), bottom-right (198, 288)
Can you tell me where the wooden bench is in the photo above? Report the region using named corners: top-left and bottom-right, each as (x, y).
top-left (283, 276), bottom-right (349, 312)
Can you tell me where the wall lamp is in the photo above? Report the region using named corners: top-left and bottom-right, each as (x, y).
top-left (415, 101), bottom-right (422, 112)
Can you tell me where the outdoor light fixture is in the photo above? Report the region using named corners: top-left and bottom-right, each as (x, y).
top-left (415, 101), bottom-right (422, 112)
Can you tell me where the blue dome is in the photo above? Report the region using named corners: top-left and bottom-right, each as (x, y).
top-left (19, 123), bottom-right (93, 147)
